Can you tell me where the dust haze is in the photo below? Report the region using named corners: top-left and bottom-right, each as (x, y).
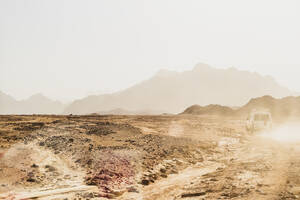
top-left (261, 123), bottom-right (300, 143)
top-left (1, 0), bottom-right (300, 200)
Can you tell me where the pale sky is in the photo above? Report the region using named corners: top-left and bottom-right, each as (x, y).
top-left (1, 0), bottom-right (300, 102)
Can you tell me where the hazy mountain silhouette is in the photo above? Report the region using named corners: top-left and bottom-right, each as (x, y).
top-left (0, 91), bottom-right (18, 114)
top-left (64, 63), bottom-right (293, 114)
top-left (0, 92), bottom-right (64, 114)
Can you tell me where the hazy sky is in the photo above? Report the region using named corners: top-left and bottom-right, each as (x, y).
top-left (1, 0), bottom-right (300, 102)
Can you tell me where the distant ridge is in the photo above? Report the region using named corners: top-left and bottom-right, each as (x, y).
top-left (1, 63), bottom-right (296, 115)
top-left (64, 63), bottom-right (293, 114)
top-left (0, 91), bottom-right (64, 114)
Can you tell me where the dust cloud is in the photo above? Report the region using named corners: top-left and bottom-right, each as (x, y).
top-left (261, 123), bottom-right (300, 143)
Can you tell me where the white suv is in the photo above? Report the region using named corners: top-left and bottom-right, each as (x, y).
top-left (246, 111), bottom-right (273, 132)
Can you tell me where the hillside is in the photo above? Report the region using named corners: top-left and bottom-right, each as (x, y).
top-left (182, 104), bottom-right (234, 116)
top-left (0, 92), bottom-right (65, 114)
top-left (182, 95), bottom-right (300, 121)
top-left (64, 63), bottom-right (292, 114)
top-left (238, 95), bottom-right (300, 120)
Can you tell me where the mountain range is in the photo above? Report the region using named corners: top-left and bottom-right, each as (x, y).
top-left (0, 92), bottom-right (64, 114)
top-left (63, 63), bottom-right (293, 114)
top-left (0, 63), bottom-right (295, 114)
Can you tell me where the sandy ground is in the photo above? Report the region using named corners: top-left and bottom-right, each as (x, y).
top-left (0, 115), bottom-right (300, 199)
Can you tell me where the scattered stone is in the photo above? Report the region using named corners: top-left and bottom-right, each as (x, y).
top-left (221, 193), bottom-right (229, 197)
top-left (181, 192), bottom-right (206, 198)
top-left (160, 168), bottom-right (167, 173)
top-left (45, 165), bottom-right (56, 172)
top-left (26, 177), bottom-right (36, 182)
top-left (229, 192), bottom-right (239, 198)
top-left (161, 174), bottom-right (168, 178)
top-left (31, 163), bottom-right (39, 168)
top-left (64, 175), bottom-right (71, 179)
top-left (82, 192), bottom-right (94, 198)
top-left (111, 189), bottom-right (126, 197)
top-left (141, 179), bottom-right (150, 185)
top-left (127, 186), bottom-right (139, 193)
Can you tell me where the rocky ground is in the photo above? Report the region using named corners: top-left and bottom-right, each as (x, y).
top-left (0, 115), bottom-right (299, 199)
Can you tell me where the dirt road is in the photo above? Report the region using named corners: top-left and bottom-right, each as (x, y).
top-left (121, 134), bottom-right (300, 200)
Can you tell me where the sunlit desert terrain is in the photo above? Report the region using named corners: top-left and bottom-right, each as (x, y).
top-left (0, 115), bottom-right (299, 199)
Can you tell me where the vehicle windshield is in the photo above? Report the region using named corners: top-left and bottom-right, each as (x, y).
top-left (254, 114), bottom-right (270, 121)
